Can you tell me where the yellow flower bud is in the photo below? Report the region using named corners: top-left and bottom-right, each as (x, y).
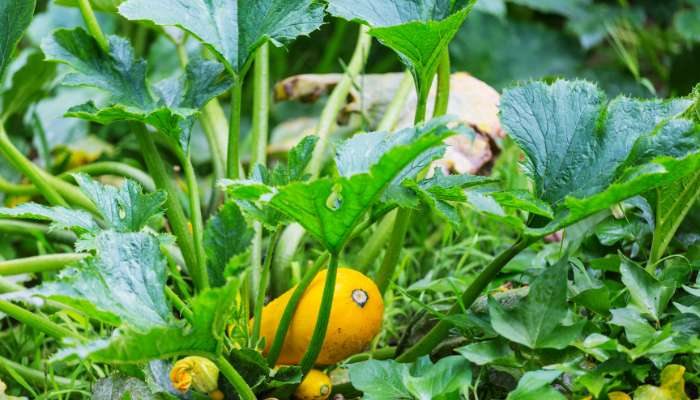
top-left (170, 356), bottom-right (220, 394)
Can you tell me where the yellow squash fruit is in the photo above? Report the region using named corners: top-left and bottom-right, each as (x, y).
top-left (259, 267), bottom-right (383, 365)
top-left (294, 369), bottom-right (332, 400)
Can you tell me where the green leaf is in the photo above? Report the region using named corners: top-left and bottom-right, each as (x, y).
top-left (204, 201), bottom-right (253, 286)
top-left (489, 259), bottom-right (584, 349)
top-left (54, 279), bottom-right (239, 363)
top-left (348, 356), bottom-right (472, 400)
top-left (675, 7), bottom-right (700, 43)
top-left (506, 370), bottom-right (565, 400)
top-left (6, 231), bottom-right (171, 331)
top-left (649, 172), bottom-right (700, 263)
top-left (1, 50), bottom-right (56, 120)
top-left (500, 80), bottom-right (700, 236)
top-left (609, 307), bottom-right (657, 345)
top-left (489, 190), bottom-right (554, 219)
top-left (73, 174), bottom-right (166, 233)
top-left (0, 0), bottom-right (36, 85)
top-left (42, 27), bottom-right (231, 152)
top-left (455, 339), bottom-right (520, 367)
top-left (619, 256), bottom-right (675, 321)
top-left (570, 262), bottom-right (610, 314)
top-left (329, 0), bottom-right (474, 99)
top-left (118, 0), bottom-right (324, 75)
top-left (0, 203), bottom-right (99, 234)
top-left (92, 374), bottom-right (156, 400)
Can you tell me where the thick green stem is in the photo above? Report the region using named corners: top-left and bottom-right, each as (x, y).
top-left (375, 208), bottom-right (411, 294)
top-left (433, 49), bottom-right (451, 118)
top-left (0, 253), bottom-right (87, 276)
top-left (396, 236), bottom-right (537, 362)
top-left (0, 276), bottom-right (23, 294)
top-left (250, 42), bottom-right (270, 171)
top-left (251, 226), bottom-right (282, 345)
top-left (214, 355), bottom-right (256, 400)
top-left (308, 26), bottom-right (372, 178)
top-left (0, 219), bottom-right (76, 244)
top-left (67, 161), bottom-right (155, 192)
top-left (267, 252), bottom-right (329, 366)
top-left (134, 125), bottom-right (199, 290)
top-left (165, 286), bottom-right (194, 322)
top-left (0, 176), bottom-right (35, 196)
top-left (77, 0), bottom-right (109, 52)
top-left (299, 252), bottom-right (340, 373)
top-left (226, 77), bottom-right (243, 179)
top-left (43, 172), bottom-right (98, 214)
top-left (183, 157), bottom-right (209, 289)
top-left (0, 355), bottom-right (86, 389)
top-left (376, 71), bottom-right (414, 132)
top-left (0, 300), bottom-right (82, 341)
top-left (0, 126), bottom-right (66, 206)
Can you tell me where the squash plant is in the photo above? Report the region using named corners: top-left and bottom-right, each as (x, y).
top-left (2, 0), bottom-right (700, 399)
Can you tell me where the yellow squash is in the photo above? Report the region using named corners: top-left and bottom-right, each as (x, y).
top-left (259, 267), bottom-right (383, 365)
top-left (293, 369), bottom-right (332, 400)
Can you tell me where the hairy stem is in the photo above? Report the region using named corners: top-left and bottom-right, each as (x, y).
top-left (267, 252), bottom-right (329, 366)
top-left (214, 355), bottom-right (256, 400)
top-left (183, 157), bottom-right (209, 289)
top-left (433, 48), bottom-right (451, 118)
top-left (396, 236), bottom-right (537, 362)
top-left (251, 226), bottom-right (282, 345)
top-left (0, 253), bottom-right (87, 276)
top-left (299, 252), bottom-right (339, 373)
top-left (226, 76), bottom-right (243, 179)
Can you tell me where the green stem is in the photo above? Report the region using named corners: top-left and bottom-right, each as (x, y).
top-left (0, 126), bottom-right (66, 206)
top-left (165, 286), bottom-right (194, 323)
top-left (214, 355), bottom-right (256, 400)
top-left (0, 276), bottom-right (23, 294)
top-left (0, 300), bottom-right (83, 341)
top-left (251, 226), bottom-right (282, 345)
top-left (299, 252), bottom-right (340, 373)
top-left (0, 253), bottom-right (87, 276)
top-left (433, 49), bottom-right (451, 118)
top-left (77, 0), bottom-right (109, 52)
top-left (396, 237), bottom-right (537, 362)
top-left (250, 42), bottom-right (270, 171)
top-left (0, 355), bottom-right (86, 389)
top-left (356, 210), bottom-right (397, 272)
top-left (0, 176), bottom-right (35, 196)
top-left (375, 208), bottom-right (411, 294)
top-left (183, 156), bottom-right (209, 289)
top-left (267, 252), bottom-right (329, 366)
top-left (133, 124), bottom-right (198, 289)
top-left (0, 219), bottom-right (76, 244)
top-left (308, 26), bottom-right (372, 178)
top-left (315, 19), bottom-right (349, 73)
top-left (226, 76), bottom-right (243, 179)
top-left (376, 70), bottom-right (414, 132)
top-left (66, 161), bottom-right (155, 192)
top-left (43, 172), bottom-right (98, 214)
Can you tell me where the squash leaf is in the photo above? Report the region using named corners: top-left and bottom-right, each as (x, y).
top-left (0, 203), bottom-right (99, 234)
top-left (53, 279), bottom-right (239, 363)
top-left (0, 0), bottom-right (36, 85)
top-left (489, 258), bottom-right (584, 349)
top-left (328, 0), bottom-right (475, 100)
top-left (499, 80), bottom-right (700, 236)
top-left (204, 201), bottom-right (253, 286)
top-left (118, 0), bottom-right (325, 76)
top-left (4, 231), bottom-right (171, 331)
top-left (42, 27), bottom-right (231, 153)
top-left (1, 50), bottom-right (56, 121)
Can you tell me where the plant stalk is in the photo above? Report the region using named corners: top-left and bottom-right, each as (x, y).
top-left (77, 0), bottom-right (110, 52)
top-left (226, 76), bottom-right (243, 179)
top-left (375, 208), bottom-right (411, 294)
top-left (214, 355), bottom-right (256, 400)
top-left (0, 355), bottom-right (86, 389)
top-left (165, 286), bottom-right (194, 322)
top-left (299, 252), bottom-right (340, 373)
top-left (0, 300), bottom-right (83, 341)
top-left (396, 236), bottom-right (537, 362)
top-left (251, 226), bottom-right (282, 345)
top-left (67, 161), bottom-right (155, 192)
top-left (433, 48), bottom-right (451, 118)
top-left (0, 253), bottom-right (87, 276)
top-left (0, 220), bottom-right (76, 244)
top-left (376, 70), bottom-right (414, 132)
top-left (183, 156), bottom-right (209, 289)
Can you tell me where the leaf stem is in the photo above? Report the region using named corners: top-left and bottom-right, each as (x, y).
top-left (250, 42), bottom-right (270, 171)
top-left (165, 286), bottom-right (194, 322)
top-left (214, 355), bottom-right (256, 400)
top-left (433, 48), bottom-right (451, 118)
top-left (251, 225), bottom-right (282, 345)
top-left (0, 276), bottom-right (23, 294)
top-left (0, 354), bottom-right (86, 389)
top-left (0, 125), bottom-right (66, 207)
top-left (0, 253), bottom-right (87, 276)
top-left (0, 300), bottom-right (83, 341)
top-left (0, 219), bottom-right (76, 244)
top-left (376, 70), bottom-right (414, 132)
top-left (77, 0), bottom-right (109, 52)
top-left (375, 207), bottom-right (411, 294)
top-left (133, 124), bottom-right (199, 290)
top-left (396, 236), bottom-right (537, 362)
top-left (226, 76), bottom-right (243, 179)
top-left (67, 161), bottom-right (155, 192)
top-left (299, 251), bottom-right (339, 373)
top-left (183, 156), bottom-right (209, 289)
top-left (267, 252), bottom-right (329, 366)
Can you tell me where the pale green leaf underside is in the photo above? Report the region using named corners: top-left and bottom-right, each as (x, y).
top-left (118, 0), bottom-right (325, 74)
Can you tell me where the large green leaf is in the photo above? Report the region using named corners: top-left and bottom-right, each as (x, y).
top-left (506, 370), bottom-right (565, 400)
top-left (54, 280), bottom-right (238, 363)
top-left (328, 0), bottom-right (474, 99)
top-left (500, 80), bottom-right (700, 236)
top-left (92, 374), bottom-right (155, 400)
top-left (489, 259), bottom-right (584, 349)
top-left (204, 201), bottom-right (253, 285)
top-left (0, 0), bottom-right (36, 85)
top-left (42, 27), bottom-right (231, 152)
top-left (4, 231), bottom-right (171, 331)
top-left (73, 174), bottom-right (166, 233)
top-left (620, 257), bottom-right (675, 322)
top-left (0, 202), bottom-right (99, 234)
top-left (118, 0), bottom-right (324, 75)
